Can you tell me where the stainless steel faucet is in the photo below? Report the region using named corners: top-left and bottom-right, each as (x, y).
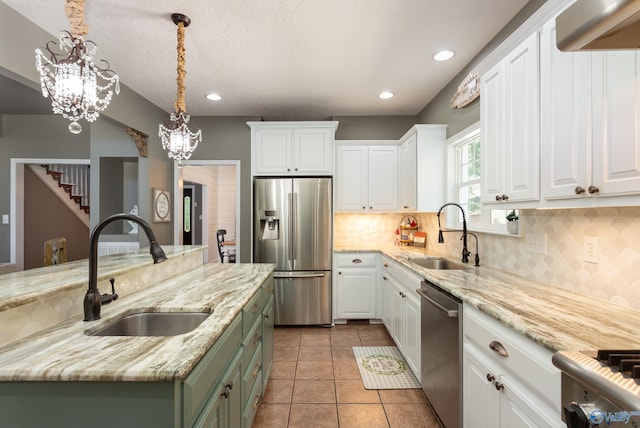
top-left (436, 202), bottom-right (473, 264)
top-left (84, 213), bottom-right (167, 321)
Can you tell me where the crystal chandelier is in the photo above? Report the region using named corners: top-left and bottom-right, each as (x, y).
top-left (35, 0), bottom-right (119, 134)
top-left (159, 13), bottom-right (202, 167)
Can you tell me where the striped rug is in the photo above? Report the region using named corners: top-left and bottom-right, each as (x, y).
top-left (352, 346), bottom-right (421, 389)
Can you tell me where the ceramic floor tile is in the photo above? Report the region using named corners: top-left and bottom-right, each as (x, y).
top-left (300, 327), bottom-right (331, 337)
top-left (358, 335), bottom-right (396, 346)
top-left (274, 334), bottom-right (301, 347)
top-left (337, 403), bottom-right (390, 428)
top-left (331, 333), bottom-right (362, 347)
top-left (378, 388), bottom-right (427, 404)
top-left (384, 403), bottom-right (441, 428)
top-left (269, 361), bottom-right (297, 380)
top-left (332, 346), bottom-right (356, 361)
top-left (296, 360), bottom-right (334, 379)
top-left (288, 404), bottom-right (338, 428)
top-left (273, 346), bottom-right (299, 362)
top-left (252, 403), bottom-right (290, 428)
top-left (300, 334), bottom-right (331, 347)
top-left (335, 379), bottom-right (381, 404)
top-left (274, 327), bottom-right (302, 337)
top-left (332, 360), bottom-right (361, 380)
top-left (292, 379), bottom-right (336, 404)
top-left (298, 346), bottom-right (332, 361)
top-left (262, 379), bottom-right (294, 404)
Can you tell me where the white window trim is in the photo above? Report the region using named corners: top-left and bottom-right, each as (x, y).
top-left (445, 122), bottom-right (517, 236)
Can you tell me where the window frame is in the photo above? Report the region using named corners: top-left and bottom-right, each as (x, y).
top-left (445, 122), bottom-right (517, 235)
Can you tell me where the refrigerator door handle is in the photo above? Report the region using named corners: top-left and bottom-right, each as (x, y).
top-left (273, 273), bottom-right (326, 279)
top-left (291, 192), bottom-right (298, 266)
top-left (287, 192), bottom-right (293, 270)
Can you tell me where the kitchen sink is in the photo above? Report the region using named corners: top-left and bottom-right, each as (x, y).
top-left (88, 310), bottom-right (211, 337)
top-left (408, 257), bottom-right (470, 271)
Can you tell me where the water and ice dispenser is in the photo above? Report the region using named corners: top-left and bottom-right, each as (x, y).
top-left (259, 210), bottom-right (280, 240)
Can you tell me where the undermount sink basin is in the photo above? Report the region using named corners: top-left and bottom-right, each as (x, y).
top-left (88, 310), bottom-right (211, 337)
top-left (409, 257), bottom-right (470, 271)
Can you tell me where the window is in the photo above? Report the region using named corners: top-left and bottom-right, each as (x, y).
top-left (446, 122), bottom-right (517, 234)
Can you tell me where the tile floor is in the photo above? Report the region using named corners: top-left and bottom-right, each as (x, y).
top-left (253, 323), bottom-right (442, 428)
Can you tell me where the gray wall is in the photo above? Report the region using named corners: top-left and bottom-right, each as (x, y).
top-left (333, 116), bottom-right (417, 140)
top-left (416, 0), bottom-right (547, 136)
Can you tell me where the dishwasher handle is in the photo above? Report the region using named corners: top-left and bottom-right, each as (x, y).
top-left (416, 288), bottom-right (459, 318)
top-left (273, 273), bottom-right (326, 279)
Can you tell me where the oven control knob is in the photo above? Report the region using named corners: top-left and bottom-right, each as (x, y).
top-left (563, 402), bottom-right (598, 428)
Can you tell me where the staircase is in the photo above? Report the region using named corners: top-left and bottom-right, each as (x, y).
top-left (40, 164), bottom-right (91, 214)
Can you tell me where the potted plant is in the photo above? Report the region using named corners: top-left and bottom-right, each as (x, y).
top-left (506, 210), bottom-right (519, 234)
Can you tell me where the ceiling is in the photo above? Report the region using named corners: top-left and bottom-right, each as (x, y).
top-left (2, 0), bottom-right (529, 119)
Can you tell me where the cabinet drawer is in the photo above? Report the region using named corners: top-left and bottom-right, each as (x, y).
top-left (243, 342), bottom-right (263, 404)
top-left (243, 287), bottom-right (266, 335)
top-left (463, 306), bottom-right (560, 407)
top-left (262, 277), bottom-right (274, 296)
top-left (242, 314), bottom-right (263, 369)
top-left (335, 253), bottom-right (377, 268)
top-left (184, 315), bottom-right (242, 427)
top-left (243, 373), bottom-right (263, 428)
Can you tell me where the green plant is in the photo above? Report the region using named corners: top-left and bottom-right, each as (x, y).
top-left (506, 210), bottom-right (518, 221)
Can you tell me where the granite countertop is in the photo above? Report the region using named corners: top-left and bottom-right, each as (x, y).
top-left (0, 246), bottom-right (205, 311)
top-left (0, 263), bottom-right (274, 382)
top-left (335, 243), bottom-right (640, 353)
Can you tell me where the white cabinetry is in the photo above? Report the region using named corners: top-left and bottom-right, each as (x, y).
top-left (334, 253), bottom-right (378, 320)
top-left (249, 122), bottom-right (338, 175)
top-left (481, 32), bottom-right (540, 205)
top-left (381, 256), bottom-right (421, 379)
top-left (463, 305), bottom-right (563, 428)
top-left (397, 125), bottom-right (447, 212)
top-left (335, 143), bottom-right (398, 212)
top-left (541, 17), bottom-right (640, 203)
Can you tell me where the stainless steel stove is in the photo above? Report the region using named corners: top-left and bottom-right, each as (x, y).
top-left (553, 350), bottom-right (640, 427)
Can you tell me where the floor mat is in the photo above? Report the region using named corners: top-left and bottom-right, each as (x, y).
top-left (352, 346), bottom-right (421, 389)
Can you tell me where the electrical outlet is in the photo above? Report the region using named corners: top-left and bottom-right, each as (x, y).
top-left (525, 233), bottom-right (546, 255)
top-left (584, 237), bottom-right (599, 264)
top-left (369, 223), bottom-right (376, 233)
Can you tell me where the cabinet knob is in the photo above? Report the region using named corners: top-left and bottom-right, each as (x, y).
top-left (501, 194), bottom-right (508, 201)
top-left (383, 263), bottom-right (388, 268)
top-left (338, 271), bottom-right (342, 275)
top-left (264, 313), bottom-right (270, 319)
top-left (382, 275), bottom-right (388, 280)
top-left (352, 259), bottom-right (363, 264)
top-left (362, 206), bottom-right (366, 210)
top-left (494, 381), bottom-right (505, 391)
top-left (403, 205), bottom-right (409, 209)
top-left (369, 206), bottom-right (373, 209)
top-left (574, 186), bottom-right (586, 195)
top-left (588, 185), bottom-right (600, 194)
top-left (495, 195), bottom-right (501, 201)
top-left (287, 168), bottom-right (291, 172)
top-left (295, 167), bottom-right (298, 171)
top-left (486, 373), bottom-right (495, 382)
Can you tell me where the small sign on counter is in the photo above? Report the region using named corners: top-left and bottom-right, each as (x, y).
top-left (413, 232), bottom-right (427, 248)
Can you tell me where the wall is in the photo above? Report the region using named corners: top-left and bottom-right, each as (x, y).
top-left (332, 116), bottom-right (417, 140)
top-left (23, 167), bottom-right (89, 269)
top-left (335, 207), bottom-right (640, 310)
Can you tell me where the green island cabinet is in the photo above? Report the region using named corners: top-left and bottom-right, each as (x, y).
top-left (0, 277), bottom-right (274, 428)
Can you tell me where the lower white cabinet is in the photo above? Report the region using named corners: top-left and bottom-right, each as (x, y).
top-left (334, 253), bottom-right (378, 320)
top-left (463, 305), bottom-right (564, 428)
top-left (381, 256), bottom-right (421, 379)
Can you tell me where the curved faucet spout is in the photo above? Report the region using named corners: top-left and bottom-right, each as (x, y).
top-left (84, 213), bottom-right (167, 321)
top-left (436, 202), bottom-right (471, 264)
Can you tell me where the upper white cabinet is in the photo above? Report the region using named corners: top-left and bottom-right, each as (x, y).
top-left (541, 20), bottom-right (640, 202)
top-left (335, 142), bottom-right (398, 212)
top-left (481, 32), bottom-right (540, 205)
top-left (398, 125), bottom-right (447, 212)
top-left (249, 121), bottom-right (338, 175)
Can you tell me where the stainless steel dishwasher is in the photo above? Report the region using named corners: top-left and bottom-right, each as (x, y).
top-left (417, 280), bottom-right (462, 428)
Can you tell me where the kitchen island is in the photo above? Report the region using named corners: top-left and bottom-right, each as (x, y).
top-left (0, 249), bottom-right (275, 428)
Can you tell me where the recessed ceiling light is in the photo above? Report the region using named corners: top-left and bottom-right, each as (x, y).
top-left (205, 93), bottom-right (222, 101)
top-left (378, 91), bottom-right (394, 100)
top-left (433, 50), bottom-right (455, 62)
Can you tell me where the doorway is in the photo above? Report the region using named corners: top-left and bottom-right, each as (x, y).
top-left (173, 161), bottom-right (240, 263)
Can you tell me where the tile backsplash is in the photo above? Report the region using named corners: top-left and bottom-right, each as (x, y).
top-left (335, 207), bottom-right (640, 310)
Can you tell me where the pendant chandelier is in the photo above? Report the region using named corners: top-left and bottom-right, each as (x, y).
top-left (35, 0), bottom-right (119, 134)
top-left (159, 13), bottom-right (202, 168)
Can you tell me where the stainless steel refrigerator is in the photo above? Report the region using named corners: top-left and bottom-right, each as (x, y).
top-left (253, 177), bottom-right (332, 325)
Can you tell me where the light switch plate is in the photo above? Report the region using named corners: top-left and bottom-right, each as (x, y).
top-left (1, 214), bottom-right (8, 225)
top-left (525, 233), bottom-right (546, 255)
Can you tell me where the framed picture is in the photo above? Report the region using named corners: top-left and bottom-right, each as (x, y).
top-left (153, 189), bottom-right (171, 222)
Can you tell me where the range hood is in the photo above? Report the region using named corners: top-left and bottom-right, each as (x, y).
top-left (556, 0), bottom-right (640, 51)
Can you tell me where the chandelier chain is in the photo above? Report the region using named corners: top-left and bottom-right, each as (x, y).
top-left (175, 22), bottom-right (187, 113)
top-left (64, 0), bottom-right (88, 38)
